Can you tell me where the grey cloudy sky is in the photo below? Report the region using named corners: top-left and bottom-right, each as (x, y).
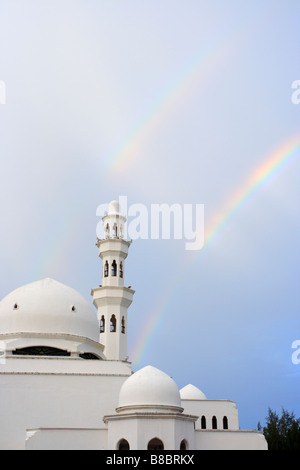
top-left (0, 0), bottom-right (300, 429)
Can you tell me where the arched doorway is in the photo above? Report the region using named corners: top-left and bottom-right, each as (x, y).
top-left (118, 439), bottom-right (130, 450)
top-left (180, 439), bottom-right (188, 450)
top-left (147, 438), bottom-right (164, 450)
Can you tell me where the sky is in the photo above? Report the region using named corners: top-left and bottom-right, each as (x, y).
top-left (0, 0), bottom-right (300, 430)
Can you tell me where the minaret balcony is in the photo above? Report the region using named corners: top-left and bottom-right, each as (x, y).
top-left (91, 285), bottom-right (135, 309)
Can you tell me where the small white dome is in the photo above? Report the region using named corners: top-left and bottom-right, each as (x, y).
top-left (180, 384), bottom-right (207, 400)
top-left (0, 278), bottom-right (99, 342)
top-left (108, 200), bottom-right (120, 214)
top-left (118, 365), bottom-right (182, 410)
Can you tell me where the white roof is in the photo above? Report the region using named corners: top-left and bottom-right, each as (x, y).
top-left (118, 365), bottom-right (182, 409)
top-left (0, 278), bottom-right (99, 342)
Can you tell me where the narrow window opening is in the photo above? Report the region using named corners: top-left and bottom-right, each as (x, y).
top-left (110, 315), bottom-right (116, 333)
top-left (201, 415), bottom-right (206, 429)
top-left (13, 303), bottom-right (18, 310)
top-left (100, 315), bottom-right (105, 333)
top-left (119, 261), bottom-right (123, 278)
top-left (212, 416), bottom-right (217, 429)
top-left (112, 223), bottom-right (117, 238)
top-left (121, 316), bottom-right (125, 334)
top-left (223, 416), bottom-right (228, 430)
top-left (112, 260), bottom-right (117, 277)
top-left (104, 261), bottom-right (109, 277)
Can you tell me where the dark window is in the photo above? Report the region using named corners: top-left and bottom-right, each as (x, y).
top-left (118, 439), bottom-right (130, 450)
top-left (110, 315), bottom-right (116, 332)
top-left (223, 416), bottom-right (228, 430)
top-left (121, 316), bottom-right (125, 334)
top-left (201, 415), bottom-right (206, 429)
top-left (79, 353), bottom-right (100, 360)
top-left (212, 416), bottom-right (217, 429)
top-left (12, 346), bottom-right (70, 357)
top-left (112, 223), bottom-right (117, 238)
top-left (104, 261), bottom-right (109, 277)
top-left (119, 262), bottom-right (123, 278)
top-left (100, 315), bottom-right (105, 333)
top-left (112, 260), bottom-right (117, 276)
top-left (148, 438), bottom-right (164, 450)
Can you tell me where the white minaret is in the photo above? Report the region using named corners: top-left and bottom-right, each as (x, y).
top-left (91, 200), bottom-right (134, 361)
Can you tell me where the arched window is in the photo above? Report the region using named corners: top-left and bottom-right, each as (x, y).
top-left (201, 415), bottom-right (206, 429)
top-left (212, 416), bottom-right (217, 429)
top-left (148, 438), bottom-right (164, 450)
top-left (12, 346), bottom-right (70, 357)
top-left (119, 261), bottom-right (123, 278)
top-left (105, 223), bottom-right (110, 239)
top-left (223, 416), bottom-right (228, 430)
top-left (121, 316), bottom-right (125, 334)
top-left (79, 353), bottom-right (101, 360)
top-left (112, 260), bottom-right (117, 277)
top-left (112, 223), bottom-right (117, 238)
top-left (100, 315), bottom-right (105, 333)
top-left (180, 439), bottom-right (188, 450)
top-left (104, 261), bottom-right (109, 277)
top-left (110, 315), bottom-right (116, 333)
top-left (118, 439), bottom-right (130, 450)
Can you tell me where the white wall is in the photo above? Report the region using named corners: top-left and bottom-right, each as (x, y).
top-left (106, 415), bottom-right (195, 450)
top-left (195, 429), bottom-right (268, 450)
top-left (24, 423), bottom-right (268, 450)
top-left (0, 357), bottom-right (131, 449)
top-left (26, 428), bottom-right (106, 450)
top-left (181, 399), bottom-right (239, 430)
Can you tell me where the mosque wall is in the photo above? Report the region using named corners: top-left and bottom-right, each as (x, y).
top-left (0, 369), bottom-right (128, 449)
top-left (195, 429), bottom-right (268, 450)
top-left (181, 399), bottom-right (239, 430)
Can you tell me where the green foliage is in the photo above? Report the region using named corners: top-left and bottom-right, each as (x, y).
top-left (259, 408), bottom-right (300, 450)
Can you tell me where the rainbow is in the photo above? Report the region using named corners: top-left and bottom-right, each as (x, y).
top-left (204, 134), bottom-right (300, 246)
top-left (28, 23), bottom-right (240, 282)
top-left (129, 134), bottom-right (300, 368)
top-left (103, 31), bottom-right (236, 175)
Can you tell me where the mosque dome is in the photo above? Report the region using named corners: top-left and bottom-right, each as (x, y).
top-left (180, 384), bottom-right (207, 400)
top-left (117, 365), bottom-right (182, 411)
top-left (0, 278), bottom-right (99, 342)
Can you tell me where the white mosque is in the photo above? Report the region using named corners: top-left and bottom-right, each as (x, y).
top-left (0, 201), bottom-right (267, 450)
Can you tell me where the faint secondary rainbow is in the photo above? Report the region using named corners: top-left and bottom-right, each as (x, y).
top-left (102, 31), bottom-right (237, 176)
top-left (28, 27), bottom-right (239, 281)
top-left (129, 134), bottom-right (300, 367)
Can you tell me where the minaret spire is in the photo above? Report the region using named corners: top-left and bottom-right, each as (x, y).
top-left (91, 200), bottom-right (134, 361)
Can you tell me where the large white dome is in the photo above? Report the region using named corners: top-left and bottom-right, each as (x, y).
top-left (118, 365), bottom-right (182, 411)
top-left (0, 278), bottom-right (99, 342)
